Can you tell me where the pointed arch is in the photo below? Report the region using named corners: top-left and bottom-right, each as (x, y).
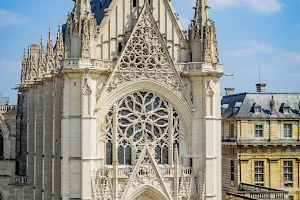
top-left (128, 185), bottom-right (169, 200)
top-left (97, 80), bottom-right (192, 142)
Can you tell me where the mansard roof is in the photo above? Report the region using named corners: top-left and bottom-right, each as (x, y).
top-left (0, 93), bottom-right (9, 106)
top-left (221, 93), bottom-right (300, 119)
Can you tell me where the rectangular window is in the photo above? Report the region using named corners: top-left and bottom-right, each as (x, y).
top-left (230, 124), bottom-right (234, 138)
top-left (254, 161), bottom-right (264, 186)
top-left (284, 161), bottom-right (293, 188)
top-left (255, 125), bottom-right (263, 137)
top-left (133, 0), bottom-right (137, 7)
top-left (284, 124), bottom-right (292, 138)
top-left (231, 161), bottom-right (234, 181)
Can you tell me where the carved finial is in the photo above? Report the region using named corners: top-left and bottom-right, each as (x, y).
top-left (21, 48), bottom-right (28, 83)
top-left (194, 0), bottom-right (209, 26)
top-left (47, 28), bottom-right (53, 52)
top-left (46, 28), bottom-right (55, 71)
top-left (40, 35), bottom-right (44, 55)
top-left (55, 21), bottom-right (65, 61)
top-left (22, 48), bottom-right (27, 63)
top-left (38, 35), bottom-right (46, 75)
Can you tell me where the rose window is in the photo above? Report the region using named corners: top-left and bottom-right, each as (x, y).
top-left (105, 91), bottom-right (181, 165)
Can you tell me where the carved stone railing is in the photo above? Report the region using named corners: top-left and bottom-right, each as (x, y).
top-left (62, 58), bottom-right (115, 70)
top-left (0, 105), bottom-right (18, 113)
top-left (92, 59), bottom-right (115, 70)
top-left (96, 166), bottom-right (194, 179)
top-left (13, 176), bottom-right (28, 186)
top-left (237, 183), bottom-right (288, 200)
top-left (226, 192), bottom-right (257, 200)
top-left (176, 62), bottom-right (223, 74)
top-left (62, 59), bottom-right (223, 75)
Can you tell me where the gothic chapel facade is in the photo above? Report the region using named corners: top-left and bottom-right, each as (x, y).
top-left (16, 0), bottom-right (223, 199)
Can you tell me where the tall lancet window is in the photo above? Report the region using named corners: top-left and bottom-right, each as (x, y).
top-left (105, 92), bottom-right (183, 166)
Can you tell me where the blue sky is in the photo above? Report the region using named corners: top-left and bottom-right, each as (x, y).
top-left (0, 0), bottom-right (300, 104)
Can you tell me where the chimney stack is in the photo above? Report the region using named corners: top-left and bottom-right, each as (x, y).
top-left (225, 88), bottom-right (235, 96)
top-left (256, 83), bottom-right (267, 93)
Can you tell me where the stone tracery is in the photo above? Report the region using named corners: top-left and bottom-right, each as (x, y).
top-left (105, 91), bottom-right (182, 166)
top-left (107, 8), bottom-right (182, 93)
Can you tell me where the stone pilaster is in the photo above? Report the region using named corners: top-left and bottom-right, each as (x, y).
top-left (43, 78), bottom-right (54, 200)
top-left (35, 84), bottom-right (44, 200)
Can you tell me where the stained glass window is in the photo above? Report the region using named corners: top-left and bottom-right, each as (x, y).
top-left (105, 92), bottom-right (183, 165)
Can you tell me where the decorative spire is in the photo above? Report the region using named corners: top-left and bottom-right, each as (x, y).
top-left (46, 28), bottom-right (55, 71)
top-left (194, 0), bottom-right (209, 26)
top-left (189, 0), bottom-right (219, 63)
top-left (21, 48), bottom-right (27, 83)
top-left (73, 0), bottom-right (92, 19)
top-left (39, 35), bottom-right (46, 75)
top-left (47, 28), bottom-right (53, 54)
top-left (55, 21), bottom-right (65, 62)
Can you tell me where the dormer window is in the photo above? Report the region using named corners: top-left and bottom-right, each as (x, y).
top-left (252, 103), bottom-right (261, 114)
top-left (283, 107), bottom-right (290, 114)
top-left (254, 106), bottom-right (261, 114)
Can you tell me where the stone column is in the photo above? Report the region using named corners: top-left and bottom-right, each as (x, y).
top-left (43, 78), bottom-right (54, 200)
top-left (81, 73), bottom-right (98, 199)
top-left (54, 77), bottom-right (62, 200)
top-left (61, 74), bottom-right (71, 200)
top-left (190, 76), bottom-right (206, 197)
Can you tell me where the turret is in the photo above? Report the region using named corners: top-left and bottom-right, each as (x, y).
top-left (64, 0), bottom-right (96, 59)
top-left (189, 0), bottom-right (219, 63)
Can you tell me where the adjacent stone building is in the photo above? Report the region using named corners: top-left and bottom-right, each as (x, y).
top-left (222, 84), bottom-right (300, 200)
top-left (0, 94), bottom-right (28, 200)
top-left (13, 0), bottom-right (223, 199)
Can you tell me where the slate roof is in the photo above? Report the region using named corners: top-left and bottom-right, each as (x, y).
top-left (91, 0), bottom-right (112, 25)
top-left (0, 93), bottom-right (9, 106)
top-left (221, 93), bottom-right (300, 119)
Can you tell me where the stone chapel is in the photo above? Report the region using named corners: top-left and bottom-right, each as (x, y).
top-left (14, 0), bottom-right (223, 199)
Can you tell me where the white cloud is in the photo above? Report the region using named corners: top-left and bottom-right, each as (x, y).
top-left (209, 0), bottom-right (284, 14)
top-left (0, 60), bottom-right (21, 72)
top-left (233, 40), bottom-right (275, 57)
top-left (0, 8), bottom-right (28, 26)
top-left (209, 0), bottom-right (239, 8)
top-left (244, 0), bottom-right (283, 14)
top-left (285, 52), bottom-right (300, 63)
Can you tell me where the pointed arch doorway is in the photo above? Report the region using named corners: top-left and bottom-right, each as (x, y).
top-left (133, 191), bottom-right (159, 200)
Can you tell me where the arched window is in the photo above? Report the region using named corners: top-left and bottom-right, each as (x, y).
top-left (0, 130), bottom-right (3, 158)
top-left (105, 92), bottom-right (182, 165)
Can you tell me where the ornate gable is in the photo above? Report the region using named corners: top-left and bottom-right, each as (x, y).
top-left (102, 4), bottom-right (192, 107)
top-left (122, 144), bottom-right (172, 200)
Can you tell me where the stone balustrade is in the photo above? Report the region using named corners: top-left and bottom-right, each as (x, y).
top-left (0, 105), bottom-right (18, 113)
top-left (176, 62), bottom-right (223, 74)
top-left (13, 176), bottom-right (28, 186)
top-left (236, 182), bottom-right (288, 200)
top-left (62, 59), bottom-right (223, 75)
top-left (96, 166), bottom-right (194, 179)
top-left (226, 192), bottom-right (257, 200)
